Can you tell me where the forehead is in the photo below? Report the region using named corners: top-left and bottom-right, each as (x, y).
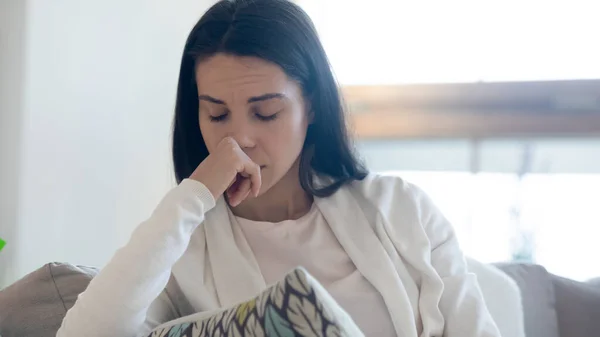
top-left (195, 54), bottom-right (299, 100)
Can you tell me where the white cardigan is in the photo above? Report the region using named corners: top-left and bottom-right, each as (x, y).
top-left (57, 174), bottom-right (501, 337)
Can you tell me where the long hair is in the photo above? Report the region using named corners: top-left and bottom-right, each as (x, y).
top-left (172, 0), bottom-right (367, 197)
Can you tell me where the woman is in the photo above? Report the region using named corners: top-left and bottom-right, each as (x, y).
top-left (57, 0), bottom-right (500, 336)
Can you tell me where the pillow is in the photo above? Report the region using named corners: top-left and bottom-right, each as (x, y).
top-left (552, 274), bottom-right (600, 337)
top-left (148, 267), bottom-right (364, 337)
top-left (493, 263), bottom-right (560, 337)
top-left (0, 262), bottom-right (98, 337)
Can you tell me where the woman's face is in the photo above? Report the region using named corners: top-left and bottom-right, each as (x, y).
top-left (196, 54), bottom-right (310, 196)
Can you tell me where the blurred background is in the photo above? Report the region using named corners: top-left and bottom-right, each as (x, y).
top-left (1, 0), bottom-right (599, 288)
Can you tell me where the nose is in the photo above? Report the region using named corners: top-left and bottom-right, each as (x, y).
top-left (227, 119), bottom-right (255, 150)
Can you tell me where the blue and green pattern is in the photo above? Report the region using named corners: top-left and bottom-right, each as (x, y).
top-left (148, 268), bottom-right (350, 337)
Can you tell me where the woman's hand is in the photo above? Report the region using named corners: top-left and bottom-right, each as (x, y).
top-left (189, 137), bottom-right (262, 206)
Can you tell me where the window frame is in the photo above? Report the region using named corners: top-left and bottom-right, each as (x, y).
top-left (343, 79), bottom-right (600, 139)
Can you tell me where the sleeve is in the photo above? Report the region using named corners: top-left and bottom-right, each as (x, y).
top-left (410, 183), bottom-right (502, 337)
top-left (56, 179), bottom-right (216, 337)
top-left (138, 289), bottom-right (179, 337)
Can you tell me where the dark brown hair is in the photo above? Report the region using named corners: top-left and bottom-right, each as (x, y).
top-left (172, 0), bottom-right (367, 197)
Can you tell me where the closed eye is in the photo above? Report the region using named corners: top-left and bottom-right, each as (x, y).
top-left (209, 114), bottom-right (228, 122)
top-left (255, 113), bottom-right (279, 122)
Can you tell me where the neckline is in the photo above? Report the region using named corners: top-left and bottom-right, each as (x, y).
top-left (230, 202), bottom-right (318, 228)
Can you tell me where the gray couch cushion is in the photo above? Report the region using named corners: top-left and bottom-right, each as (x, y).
top-left (552, 275), bottom-right (600, 337)
top-left (0, 262), bottom-right (98, 337)
top-left (494, 263), bottom-right (560, 337)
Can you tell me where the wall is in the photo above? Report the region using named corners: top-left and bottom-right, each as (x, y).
top-left (1, 0), bottom-right (215, 287)
top-left (0, 0), bottom-right (27, 287)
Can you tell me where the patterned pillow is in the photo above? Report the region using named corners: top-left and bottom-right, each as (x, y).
top-left (148, 267), bottom-right (364, 337)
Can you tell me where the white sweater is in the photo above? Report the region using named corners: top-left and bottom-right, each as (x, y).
top-left (56, 174), bottom-right (501, 337)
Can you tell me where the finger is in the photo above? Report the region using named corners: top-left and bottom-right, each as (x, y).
top-left (235, 149), bottom-right (261, 198)
top-left (226, 174), bottom-right (238, 190)
top-left (232, 177), bottom-right (252, 206)
top-left (232, 188), bottom-right (251, 207)
top-left (246, 162), bottom-right (262, 197)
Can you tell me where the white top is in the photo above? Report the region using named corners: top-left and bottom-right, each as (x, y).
top-left (232, 203), bottom-right (396, 337)
top-left (56, 175), bottom-right (502, 337)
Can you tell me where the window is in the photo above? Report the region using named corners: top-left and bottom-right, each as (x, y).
top-left (358, 139), bottom-right (600, 281)
top-left (299, 0), bottom-right (600, 84)
top-left (298, 1), bottom-right (600, 281)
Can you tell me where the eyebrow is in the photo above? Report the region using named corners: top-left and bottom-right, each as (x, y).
top-left (247, 93), bottom-right (285, 103)
top-left (198, 93), bottom-right (285, 105)
top-left (198, 95), bottom-right (225, 105)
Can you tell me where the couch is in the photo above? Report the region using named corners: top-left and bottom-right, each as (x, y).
top-left (0, 259), bottom-right (598, 337)
top-left (495, 262), bottom-right (600, 337)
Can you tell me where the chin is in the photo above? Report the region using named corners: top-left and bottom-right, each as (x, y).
top-left (256, 180), bottom-right (273, 197)
top-left (257, 172), bottom-right (284, 197)
top-left (258, 165), bottom-right (295, 196)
